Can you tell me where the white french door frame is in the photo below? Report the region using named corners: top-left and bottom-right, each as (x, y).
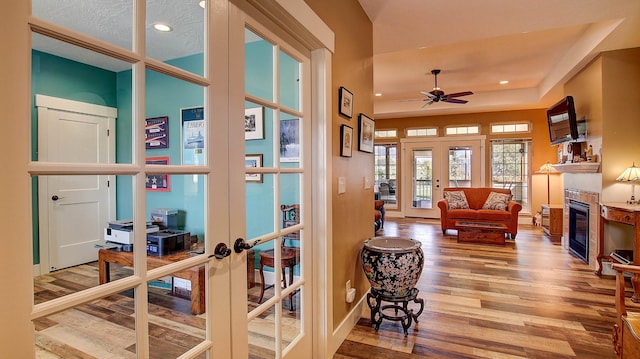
top-left (400, 135), bottom-right (486, 218)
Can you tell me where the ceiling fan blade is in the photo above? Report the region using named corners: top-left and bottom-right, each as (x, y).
top-left (420, 91), bottom-right (437, 100)
top-left (445, 91), bottom-right (474, 98)
top-left (422, 99), bottom-right (434, 108)
top-left (442, 98), bottom-right (468, 104)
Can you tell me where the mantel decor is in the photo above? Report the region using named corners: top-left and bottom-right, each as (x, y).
top-left (338, 86), bottom-right (353, 118)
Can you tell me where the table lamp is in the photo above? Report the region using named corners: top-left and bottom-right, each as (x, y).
top-left (616, 162), bottom-right (640, 204)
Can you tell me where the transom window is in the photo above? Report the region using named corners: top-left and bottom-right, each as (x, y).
top-left (445, 125), bottom-right (479, 135)
top-left (491, 123), bottom-right (530, 133)
top-left (406, 128), bottom-right (437, 137)
top-left (375, 129), bottom-right (397, 138)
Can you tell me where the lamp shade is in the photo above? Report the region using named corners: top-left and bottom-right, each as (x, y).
top-left (538, 162), bottom-right (553, 173)
top-left (616, 163), bottom-right (640, 183)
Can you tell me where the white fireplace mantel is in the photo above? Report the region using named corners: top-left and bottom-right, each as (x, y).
top-left (551, 162), bottom-right (600, 173)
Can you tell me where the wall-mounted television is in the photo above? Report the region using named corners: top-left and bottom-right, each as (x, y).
top-left (547, 96), bottom-right (579, 145)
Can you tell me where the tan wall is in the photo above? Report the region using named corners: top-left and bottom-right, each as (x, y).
top-left (564, 48), bottom-right (640, 202)
top-left (304, 0), bottom-right (374, 329)
top-left (375, 109), bottom-right (561, 215)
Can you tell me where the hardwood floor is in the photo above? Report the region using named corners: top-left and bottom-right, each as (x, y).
top-left (33, 218), bottom-right (634, 358)
top-left (335, 218), bottom-right (629, 359)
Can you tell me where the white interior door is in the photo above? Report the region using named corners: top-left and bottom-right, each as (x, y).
top-left (402, 137), bottom-right (484, 218)
top-left (37, 96), bottom-right (116, 272)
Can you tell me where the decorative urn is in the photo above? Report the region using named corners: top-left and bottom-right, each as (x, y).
top-left (361, 236), bottom-right (424, 298)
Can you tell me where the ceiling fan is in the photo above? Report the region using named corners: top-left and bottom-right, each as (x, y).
top-left (420, 69), bottom-right (473, 107)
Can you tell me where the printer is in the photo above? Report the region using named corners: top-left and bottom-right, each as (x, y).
top-left (104, 219), bottom-right (159, 245)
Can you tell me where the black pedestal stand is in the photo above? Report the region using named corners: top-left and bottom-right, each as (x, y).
top-left (366, 287), bottom-right (424, 336)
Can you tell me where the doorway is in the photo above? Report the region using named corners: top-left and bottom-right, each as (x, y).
top-left (401, 136), bottom-right (485, 218)
top-left (36, 95), bottom-right (116, 273)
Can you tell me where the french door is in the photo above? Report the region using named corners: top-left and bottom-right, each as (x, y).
top-left (25, 0), bottom-right (318, 357)
top-left (401, 136), bottom-right (485, 218)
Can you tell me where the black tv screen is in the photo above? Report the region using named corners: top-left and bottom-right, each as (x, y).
top-left (547, 96), bottom-right (578, 145)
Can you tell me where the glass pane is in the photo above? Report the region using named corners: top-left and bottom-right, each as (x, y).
top-left (252, 237), bottom-right (277, 307)
top-left (281, 287), bottom-right (302, 351)
top-left (245, 28), bottom-right (274, 101)
top-left (33, 175), bottom-right (134, 303)
top-left (146, 267), bottom-right (207, 358)
top-left (32, 0), bottom-right (133, 51)
top-left (248, 306), bottom-right (276, 358)
top-left (449, 146), bottom-right (472, 188)
top-left (246, 174), bottom-right (275, 239)
top-left (32, 33), bottom-right (133, 164)
top-left (374, 145), bottom-right (397, 205)
top-left (145, 69), bottom-right (205, 166)
top-left (144, 173), bottom-right (205, 259)
top-left (280, 113), bottom-right (301, 167)
top-left (279, 50), bottom-right (301, 111)
top-left (146, 0), bottom-right (205, 76)
top-left (245, 103), bottom-right (275, 167)
top-left (34, 292), bottom-right (138, 358)
top-left (412, 150), bottom-right (432, 209)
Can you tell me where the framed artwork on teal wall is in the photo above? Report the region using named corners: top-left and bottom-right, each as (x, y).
top-left (245, 154), bottom-right (263, 183)
top-left (146, 156), bottom-right (170, 191)
top-left (145, 116), bottom-right (169, 149)
top-left (280, 118), bottom-right (300, 162)
top-left (245, 107), bottom-right (264, 140)
top-left (181, 106), bottom-right (205, 165)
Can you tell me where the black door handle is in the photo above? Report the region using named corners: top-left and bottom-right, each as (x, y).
top-left (211, 243), bottom-right (232, 259)
top-left (52, 195), bottom-right (61, 201)
top-left (234, 238), bottom-right (259, 253)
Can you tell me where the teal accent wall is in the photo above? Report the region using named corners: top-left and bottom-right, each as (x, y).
top-left (31, 47), bottom-right (298, 269)
top-left (31, 50), bottom-right (118, 264)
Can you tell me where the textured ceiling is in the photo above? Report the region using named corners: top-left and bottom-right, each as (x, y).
top-left (30, 0), bottom-right (640, 119)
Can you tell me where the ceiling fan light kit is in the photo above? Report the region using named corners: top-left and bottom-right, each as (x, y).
top-left (420, 69), bottom-right (473, 107)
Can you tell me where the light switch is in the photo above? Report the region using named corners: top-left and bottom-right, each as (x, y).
top-left (338, 177), bottom-right (346, 194)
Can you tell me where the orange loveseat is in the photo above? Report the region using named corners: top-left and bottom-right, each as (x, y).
top-left (437, 187), bottom-right (522, 239)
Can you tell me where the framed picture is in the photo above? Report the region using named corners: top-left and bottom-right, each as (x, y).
top-left (280, 118), bottom-right (300, 162)
top-left (358, 113), bottom-right (375, 153)
top-left (339, 86), bottom-right (353, 118)
top-left (145, 116), bottom-right (169, 149)
top-left (145, 156), bottom-right (170, 191)
top-left (245, 154), bottom-right (263, 183)
top-left (181, 106), bottom-right (205, 165)
top-left (340, 124), bottom-right (353, 157)
top-left (245, 107), bottom-right (264, 140)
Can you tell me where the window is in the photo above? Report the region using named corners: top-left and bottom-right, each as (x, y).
top-left (491, 123), bottom-right (530, 133)
top-left (406, 128), bottom-right (437, 137)
top-left (445, 125), bottom-right (479, 135)
top-left (449, 147), bottom-right (471, 187)
top-left (490, 140), bottom-right (531, 212)
top-left (375, 129), bottom-right (397, 138)
top-left (374, 144), bottom-right (397, 206)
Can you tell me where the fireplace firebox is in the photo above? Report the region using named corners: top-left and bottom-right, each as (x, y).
top-left (569, 200), bottom-right (589, 263)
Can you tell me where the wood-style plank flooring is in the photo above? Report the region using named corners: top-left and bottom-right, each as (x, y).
top-left (335, 218), bottom-right (632, 359)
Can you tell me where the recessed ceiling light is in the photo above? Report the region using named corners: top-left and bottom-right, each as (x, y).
top-left (499, 80), bottom-right (509, 85)
top-left (375, 93), bottom-right (382, 97)
top-left (199, 0), bottom-right (205, 8)
top-left (153, 23), bottom-right (172, 32)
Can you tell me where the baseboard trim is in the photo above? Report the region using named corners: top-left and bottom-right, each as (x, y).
top-left (330, 292), bottom-right (366, 356)
top-left (33, 264), bottom-right (40, 277)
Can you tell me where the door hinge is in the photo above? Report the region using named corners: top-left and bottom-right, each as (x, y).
top-left (107, 180), bottom-right (110, 187)
top-left (107, 129), bottom-right (110, 136)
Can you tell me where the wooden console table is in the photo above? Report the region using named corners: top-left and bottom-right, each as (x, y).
top-left (541, 204), bottom-right (563, 242)
top-left (98, 249), bottom-right (206, 315)
top-left (597, 202), bottom-right (640, 302)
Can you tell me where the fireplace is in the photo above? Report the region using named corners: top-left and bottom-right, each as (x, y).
top-left (569, 200), bottom-right (589, 263)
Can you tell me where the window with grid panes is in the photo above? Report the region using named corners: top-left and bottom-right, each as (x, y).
top-left (490, 140), bottom-right (531, 212)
